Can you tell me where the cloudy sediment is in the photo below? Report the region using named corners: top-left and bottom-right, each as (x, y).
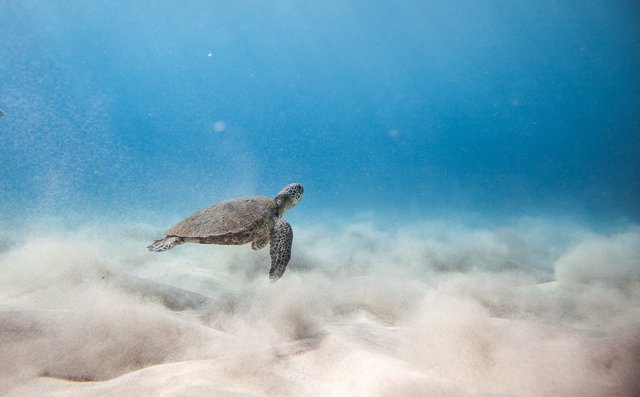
top-left (1, 220), bottom-right (638, 396)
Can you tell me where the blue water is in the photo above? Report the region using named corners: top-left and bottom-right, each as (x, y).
top-left (1, 1), bottom-right (639, 225)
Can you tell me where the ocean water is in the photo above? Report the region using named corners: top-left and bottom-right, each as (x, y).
top-left (1, 1), bottom-right (639, 396)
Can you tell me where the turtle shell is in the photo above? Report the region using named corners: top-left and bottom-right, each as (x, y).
top-left (166, 196), bottom-right (276, 238)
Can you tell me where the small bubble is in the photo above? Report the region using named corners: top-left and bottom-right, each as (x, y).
top-left (213, 120), bottom-right (226, 133)
top-left (207, 52), bottom-right (213, 58)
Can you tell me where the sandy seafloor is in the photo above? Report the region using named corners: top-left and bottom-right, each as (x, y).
top-left (0, 217), bottom-right (638, 397)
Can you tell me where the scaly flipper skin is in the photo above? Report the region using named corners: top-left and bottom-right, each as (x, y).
top-left (147, 236), bottom-right (184, 252)
top-left (268, 219), bottom-right (293, 281)
top-left (251, 238), bottom-right (270, 250)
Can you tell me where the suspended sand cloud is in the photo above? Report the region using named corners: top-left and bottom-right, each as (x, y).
top-left (213, 120), bottom-right (226, 132)
top-left (0, 220), bottom-right (638, 396)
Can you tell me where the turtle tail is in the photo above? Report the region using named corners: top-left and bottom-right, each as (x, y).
top-left (147, 236), bottom-right (184, 252)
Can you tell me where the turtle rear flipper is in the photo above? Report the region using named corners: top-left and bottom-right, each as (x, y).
top-left (148, 236), bottom-right (184, 252)
top-left (268, 219), bottom-right (293, 281)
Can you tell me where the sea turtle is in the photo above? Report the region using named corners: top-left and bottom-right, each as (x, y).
top-left (148, 183), bottom-right (304, 281)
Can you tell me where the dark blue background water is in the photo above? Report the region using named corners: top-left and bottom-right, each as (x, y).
top-left (1, 1), bottom-right (639, 225)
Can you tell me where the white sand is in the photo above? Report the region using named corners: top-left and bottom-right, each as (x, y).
top-left (1, 220), bottom-right (638, 396)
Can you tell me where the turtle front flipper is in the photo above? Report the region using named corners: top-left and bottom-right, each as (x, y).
top-left (268, 219), bottom-right (293, 281)
top-left (251, 237), bottom-right (270, 250)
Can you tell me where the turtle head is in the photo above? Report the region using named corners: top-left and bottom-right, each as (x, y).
top-left (275, 183), bottom-right (304, 216)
